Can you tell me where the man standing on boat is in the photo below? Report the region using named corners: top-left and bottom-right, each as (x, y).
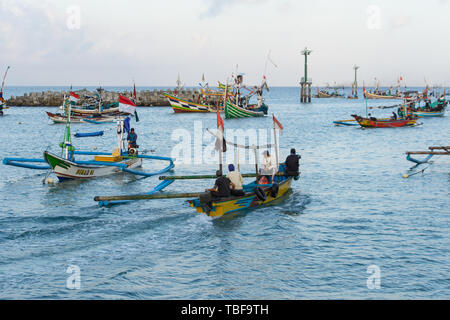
top-left (127, 128), bottom-right (138, 150)
top-left (226, 164), bottom-right (245, 196)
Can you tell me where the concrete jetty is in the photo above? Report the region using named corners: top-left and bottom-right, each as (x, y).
top-left (6, 88), bottom-right (218, 107)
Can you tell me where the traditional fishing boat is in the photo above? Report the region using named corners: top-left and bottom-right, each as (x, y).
top-left (4, 96), bottom-right (174, 182)
top-left (223, 75), bottom-right (269, 119)
top-left (224, 99), bottom-right (267, 119)
top-left (164, 92), bottom-right (219, 113)
top-left (0, 66), bottom-right (10, 116)
top-left (46, 111), bottom-right (117, 124)
top-left (351, 114), bottom-right (417, 128)
top-left (333, 119), bottom-right (359, 126)
top-left (94, 115), bottom-right (299, 218)
top-left (363, 91), bottom-right (402, 100)
top-left (315, 88), bottom-right (345, 98)
top-left (407, 97), bottom-right (447, 118)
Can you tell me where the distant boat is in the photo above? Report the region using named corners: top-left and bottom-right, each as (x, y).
top-left (224, 99), bottom-right (267, 119)
top-left (0, 66), bottom-right (10, 116)
top-left (164, 93), bottom-right (220, 113)
top-left (351, 114), bottom-right (417, 128)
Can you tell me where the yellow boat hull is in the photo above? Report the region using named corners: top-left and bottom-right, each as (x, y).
top-left (189, 177), bottom-right (294, 218)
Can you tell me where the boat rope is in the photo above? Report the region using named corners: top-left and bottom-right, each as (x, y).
top-left (206, 129), bottom-right (274, 150)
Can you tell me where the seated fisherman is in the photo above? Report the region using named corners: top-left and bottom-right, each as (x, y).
top-left (226, 164), bottom-right (245, 196)
top-left (206, 170), bottom-right (231, 199)
top-left (127, 128), bottom-right (138, 149)
top-left (285, 148), bottom-right (301, 177)
top-left (391, 112), bottom-right (397, 120)
top-left (260, 150), bottom-right (277, 180)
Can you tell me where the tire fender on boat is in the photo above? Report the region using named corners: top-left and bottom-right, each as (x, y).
top-left (255, 187), bottom-right (267, 202)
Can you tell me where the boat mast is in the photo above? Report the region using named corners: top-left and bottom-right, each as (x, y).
top-left (63, 98), bottom-right (73, 160)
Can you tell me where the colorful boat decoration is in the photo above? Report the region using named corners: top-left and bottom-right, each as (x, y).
top-left (0, 66), bottom-right (10, 116)
top-left (4, 98), bottom-right (175, 182)
top-left (351, 114), bottom-right (417, 128)
top-left (224, 99), bottom-right (267, 119)
top-left (164, 93), bottom-right (219, 113)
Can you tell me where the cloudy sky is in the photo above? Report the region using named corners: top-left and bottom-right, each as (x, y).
top-left (0, 0), bottom-right (449, 87)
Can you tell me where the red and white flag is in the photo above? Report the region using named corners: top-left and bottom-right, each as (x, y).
top-left (215, 105), bottom-right (226, 152)
top-left (273, 114), bottom-right (283, 131)
top-left (119, 94), bottom-right (136, 114)
top-left (69, 91), bottom-right (80, 104)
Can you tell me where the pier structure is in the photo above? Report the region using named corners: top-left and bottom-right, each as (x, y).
top-left (300, 47), bottom-right (312, 103)
top-left (6, 88), bottom-right (218, 107)
top-left (352, 65), bottom-right (360, 97)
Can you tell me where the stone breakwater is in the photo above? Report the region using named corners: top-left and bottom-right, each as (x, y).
top-left (7, 88), bottom-right (220, 107)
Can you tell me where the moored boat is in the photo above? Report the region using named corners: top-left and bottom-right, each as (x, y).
top-left (364, 91), bottom-right (402, 100)
top-left (224, 99), bottom-right (267, 119)
top-left (351, 114), bottom-right (417, 128)
top-left (164, 93), bottom-right (218, 113)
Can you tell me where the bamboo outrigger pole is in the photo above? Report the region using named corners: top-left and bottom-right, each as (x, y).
top-left (94, 192), bottom-right (202, 202)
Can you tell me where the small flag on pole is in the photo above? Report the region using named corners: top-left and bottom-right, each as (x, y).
top-left (69, 91), bottom-right (80, 104)
top-left (273, 114), bottom-right (283, 131)
top-left (119, 94), bottom-right (137, 114)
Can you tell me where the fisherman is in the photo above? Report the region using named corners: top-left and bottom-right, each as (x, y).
top-left (127, 128), bottom-right (138, 149)
top-left (260, 150), bottom-right (277, 181)
top-left (206, 170), bottom-right (231, 199)
top-left (226, 164), bottom-right (245, 196)
top-left (285, 149), bottom-right (301, 177)
top-left (391, 112), bottom-right (397, 120)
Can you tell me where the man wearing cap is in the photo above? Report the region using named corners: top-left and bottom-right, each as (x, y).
top-left (227, 164), bottom-right (245, 197)
top-left (206, 170), bottom-right (231, 199)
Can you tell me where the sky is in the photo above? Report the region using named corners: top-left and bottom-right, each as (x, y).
top-left (0, 0), bottom-right (449, 87)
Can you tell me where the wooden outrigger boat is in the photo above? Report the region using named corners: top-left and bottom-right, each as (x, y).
top-left (94, 114), bottom-right (299, 218)
top-left (351, 115), bottom-right (417, 128)
top-left (315, 88), bottom-right (345, 98)
top-left (46, 111), bottom-right (117, 124)
top-left (224, 99), bottom-right (267, 119)
top-left (407, 98), bottom-right (447, 118)
top-left (4, 99), bottom-right (174, 182)
top-left (164, 93), bottom-right (220, 113)
top-left (222, 75), bottom-right (269, 119)
top-left (363, 91), bottom-right (402, 100)
top-left (0, 66), bottom-right (10, 116)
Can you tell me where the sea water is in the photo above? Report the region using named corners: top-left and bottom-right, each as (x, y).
top-left (0, 87), bottom-right (448, 299)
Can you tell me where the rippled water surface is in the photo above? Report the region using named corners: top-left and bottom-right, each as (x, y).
top-left (0, 87), bottom-right (448, 299)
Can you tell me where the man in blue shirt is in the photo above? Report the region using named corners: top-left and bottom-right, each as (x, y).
top-left (127, 128), bottom-right (138, 149)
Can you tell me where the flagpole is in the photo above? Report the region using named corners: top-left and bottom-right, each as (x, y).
top-left (219, 81), bottom-right (229, 172)
top-left (273, 115), bottom-right (279, 167)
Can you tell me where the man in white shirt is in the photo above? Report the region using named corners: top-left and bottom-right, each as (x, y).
top-left (260, 150), bottom-right (278, 179)
top-left (226, 164), bottom-right (245, 196)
